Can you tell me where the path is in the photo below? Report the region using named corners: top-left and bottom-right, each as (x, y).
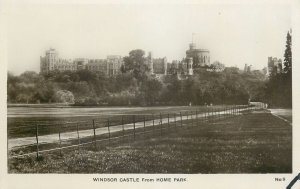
top-left (269, 108), bottom-right (292, 126)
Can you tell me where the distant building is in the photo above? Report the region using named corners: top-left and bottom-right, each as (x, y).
top-left (186, 57), bottom-right (193, 75)
top-left (186, 43), bottom-right (210, 68)
top-left (167, 60), bottom-right (179, 75)
top-left (147, 52), bottom-right (154, 75)
top-left (244, 64), bottom-right (252, 73)
top-left (267, 57), bottom-right (282, 75)
top-left (41, 37), bottom-right (211, 77)
top-left (209, 61), bottom-right (225, 72)
top-left (153, 57), bottom-right (168, 75)
top-left (262, 67), bottom-right (268, 75)
top-left (40, 49), bottom-right (123, 76)
top-left (74, 58), bottom-right (88, 70)
top-left (86, 59), bottom-right (108, 75)
top-left (107, 55), bottom-right (123, 76)
top-left (40, 48), bottom-right (75, 73)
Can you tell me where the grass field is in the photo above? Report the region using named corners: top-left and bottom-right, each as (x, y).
top-left (8, 105), bottom-right (237, 138)
top-left (8, 110), bottom-right (292, 173)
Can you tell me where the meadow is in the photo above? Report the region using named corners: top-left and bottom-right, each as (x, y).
top-left (8, 109), bottom-right (292, 173)
top-left (8, 105), bottom-right (233, 138)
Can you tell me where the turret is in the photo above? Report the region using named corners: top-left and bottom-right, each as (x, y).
top-left (187, 57), bottom-right (193, 75)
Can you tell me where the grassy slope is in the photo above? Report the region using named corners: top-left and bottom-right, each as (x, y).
top-left (8, 111), bottom-right (292, 173)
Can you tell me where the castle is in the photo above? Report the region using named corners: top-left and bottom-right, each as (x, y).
top-left (40, 41), bottom-right (210, 77)
top-left (267, 56), bottom-right (283, 75)
top-left (145, 41), bottom-right (210, 76)
top-left (186, 42), bottom-right (210, 68)
top-left (40, 49), bottom-right (123, 76)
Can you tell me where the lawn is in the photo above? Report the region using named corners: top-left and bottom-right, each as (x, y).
top-left (8, 110), bottom-right (292, 173)
top-left (8, 105), bottom-right (239, 138)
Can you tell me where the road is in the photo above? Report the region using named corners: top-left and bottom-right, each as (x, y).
top-left (269, 109), bottom-right (292, 125)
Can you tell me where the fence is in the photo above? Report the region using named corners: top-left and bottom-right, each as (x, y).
top-left (8, 104), bottom-right (263, 160)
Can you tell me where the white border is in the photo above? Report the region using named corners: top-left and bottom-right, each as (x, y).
top-left (1, 0), bottom-right (299, 188)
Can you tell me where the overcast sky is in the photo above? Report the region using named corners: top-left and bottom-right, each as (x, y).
top-left (6, 1), bottom-right (291, 75)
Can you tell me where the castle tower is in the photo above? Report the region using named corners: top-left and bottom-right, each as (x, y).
top-left (148, 52), bottom-right (154, 75)
top-left (163, 57), bottom-right (167, 75)
top-left (244, 64), bottom-right (248, 72)
top-left (40, 48), bottom-right (58, 74)
top-left (187, 57), bottom-right (193, 76)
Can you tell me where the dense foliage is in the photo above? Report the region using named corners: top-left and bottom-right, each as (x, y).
top-left (7, 49), bottom-right (268, 106)
top-left (265, 31), bottom-right (292, 108)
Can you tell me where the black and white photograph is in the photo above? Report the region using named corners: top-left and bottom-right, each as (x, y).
top-left (1, 0), bottom-right (299, 188)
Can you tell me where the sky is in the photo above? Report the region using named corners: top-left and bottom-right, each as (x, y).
top-left (5, 1), bottom-right (292, 75)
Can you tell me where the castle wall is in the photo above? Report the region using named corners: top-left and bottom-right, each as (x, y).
top-left (40, 49), bottom-right (123, 76)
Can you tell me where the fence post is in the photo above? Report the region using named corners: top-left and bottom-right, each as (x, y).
top-left (204, 108), bottom-right (206, 122)
top-left (160, 113), bottom-right (162, 136)
top-left (221, 107), bottom-right (223, 119)
top-left (76, 122), bottom-right (80, 151)
top-left (191, 111), bottom-right (193, 127)
top-left (227, 107), bottom-right (229, 118)
top-left (107, 119), bottom-right (110, 144)
top-left (232, 105), bottom-right (235, 116)
top-left (186, 111), bottom-right (189, 123)
top-left (152, 114), bottom-right (155, 135)
top-left (196, 110), bottom-right (198, 126)
top-left (180, 112), bottom-right (183, 127)
top-left (35, 124), bottom-right (39, 160)
top-left (209, 107), bottom-right (211, 122)
top-left (143, 115), bottom-right (146, 133)
top-left (133, 115), bottom-right (136, 140)
top-left (58, 124), bottom-right (62, 156)
top-left (210, 108), bottom-right (212, 122)
top-left (214, 107), bottom-right (216, 122)
top-left (122, 116), bottom-right (124, 140)
top-left (174, 113), bottom-right (177, 127)
top-left (211, 107), bottom-right (215, 123)
top-left (234, 105), bottom-right (236, 115)
top-left (167, 113), bottom-right (170, 128)
top-left (212, 107), bottom-right (214, 122)
top-left (93, 120), bottom-right (97, 149)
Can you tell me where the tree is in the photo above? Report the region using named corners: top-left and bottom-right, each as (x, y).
top-left (211, 61), bottom-right (225, 72)
top-left (122, 49), bottom-right (149, 81)
top-left (264, 30), bottom-right (292, 108)
top-left (283, 31), bottom-right (292, 74)
top-left (55, 90), bottom-right (75, 104)
top-left (140, 79), bottom-right (162, 105)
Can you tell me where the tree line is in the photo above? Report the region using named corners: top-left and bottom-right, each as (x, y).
top-left (7, 31), bottom-right (292, 107)
top-left (264, 31), bottom-right (292, 108)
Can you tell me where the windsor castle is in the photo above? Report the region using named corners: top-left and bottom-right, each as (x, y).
top-left (40, 42), bottom-right (211, 77)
